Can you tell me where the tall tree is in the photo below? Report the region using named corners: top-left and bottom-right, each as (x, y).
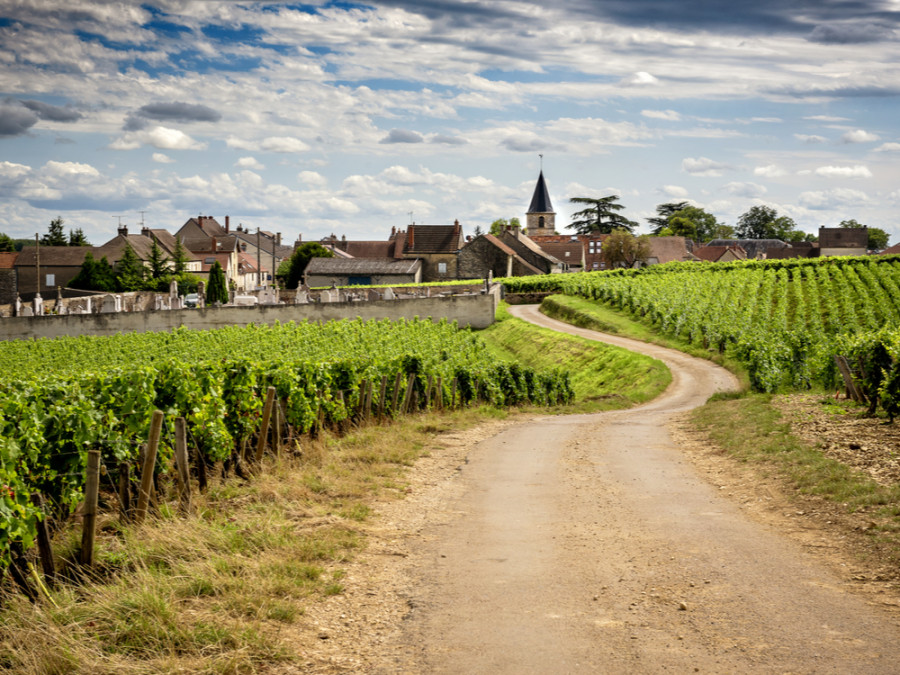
top-left (206, 261), bottom-right (229, 304)
top-left (171, 238), bottom-right (189, 275)
top-left (603, 231), bottom-right (652, 268)
top-left (147, 239), bottom-right (169, 280)
top-left (115, 242), bottom-right (146, 291)
top-left (489, 217), bottom-right (522, 236)
top-left (68, 227), bottom-right (90, 246)
top-left (283, 242), bottom-right (334, 289)
top-left (0, 233), bottom-right (14, 253)
top-left (41, 217), bottom-right (68, 246)
top-left (647, 201), bottom-right (690, 234)
top-left (735, 205), bottom-right (803, 240)
top-left (568, 196), bottom-right (637, 235)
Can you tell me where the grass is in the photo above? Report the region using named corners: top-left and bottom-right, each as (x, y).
top-left (692, 393), bottom-right (900, 555)
top-left (539, 294), bottom-right (750, 390)
top-left (479, 303), bottom-right (672, 413)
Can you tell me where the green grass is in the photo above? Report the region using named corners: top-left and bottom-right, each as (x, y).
top-left (692, 393), bottom-right (900, 547)
top-left (539, 294), bottom-right (750, 390)
top-left (478, 303), bottom-right (671, 413)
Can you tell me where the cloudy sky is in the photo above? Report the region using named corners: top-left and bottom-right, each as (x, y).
top-left (2, 0), bottom-right (899, 246)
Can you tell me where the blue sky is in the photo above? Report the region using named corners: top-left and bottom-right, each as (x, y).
top-left (1, 0), bottom-right (899, 246)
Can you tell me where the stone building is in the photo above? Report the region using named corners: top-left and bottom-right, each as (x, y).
top-left (525, 170), bottom-right (556, 236)
top-left (401, 221), bottom-right (465, 282)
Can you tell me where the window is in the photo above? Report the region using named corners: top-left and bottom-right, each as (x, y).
top-left (589, 241), bottom-right (601, 254)
top-left (592, 262), bottom-right (599, 269)
top-left (438, 262), bottom-right (448, 274)
top-left (45, 274), bottom-right (55, 287)
top-left (538, 216), bottom-right (545, 228)
top-left (564, 251), bottom-right (570, 257)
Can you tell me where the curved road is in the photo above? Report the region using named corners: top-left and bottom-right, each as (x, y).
top-left (393, 304), bottom-right (900, 673)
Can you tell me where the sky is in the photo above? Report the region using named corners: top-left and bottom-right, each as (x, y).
top-left (1, 0), bottom-right (900, 247)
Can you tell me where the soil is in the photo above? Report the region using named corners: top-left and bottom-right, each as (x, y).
top-left (279, 306), bottom-right (900, 674)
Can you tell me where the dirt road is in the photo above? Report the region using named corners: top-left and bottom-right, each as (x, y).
top-left (382, 305), bottom-right (900, 673)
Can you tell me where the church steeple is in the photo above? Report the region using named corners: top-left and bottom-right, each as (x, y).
top-left (526, 169), bottom-right (556, 236)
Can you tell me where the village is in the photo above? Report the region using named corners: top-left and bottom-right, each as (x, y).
top-left (0, 171), bottom-right (883, 320)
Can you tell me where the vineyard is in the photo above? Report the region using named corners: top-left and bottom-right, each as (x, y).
top-left (0, 318), bottom-right (572, 579)
top-left (503, 255), bottom-right (900, 408)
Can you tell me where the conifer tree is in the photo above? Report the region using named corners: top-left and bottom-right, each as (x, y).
top-left (115, 242), bottom-right (146, 291)
top-left (206, 261), bottom-right (229, 304)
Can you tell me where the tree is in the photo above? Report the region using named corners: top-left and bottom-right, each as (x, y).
top-left (473, 224), bottom-right (484, 237)
top-left (647, 201), bottom-right (689, 234)
top-left (68, 228), bottom-right (90, 246)
top-left (115, 242), bottom-right (146, 291)
top-left (489, 217), bottom-right (522, 236)
top-left (735, 205), bottom-right (803, 240)
top-left (282, 242), bottom-right (334, 289)
top-left (206, 261), bottom-right (229, 304)
top-left (603, 231), bottom-right (652, 268)
top-left (0, 233), bottom-right (14, 253)
top-left (568, 196), bottom-right (638, 235)
top-left (70, 252), bottom-right (116, 292)
top-left (840, 219), bottom-right (889, 250)
top-left (171, 238), bottom-right (189, 275)
top-left (147, 239), bottom-right (169, 281)
top-left (41, 217), bottom-right (68, 246)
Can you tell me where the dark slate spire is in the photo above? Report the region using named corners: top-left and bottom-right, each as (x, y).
top-left (527, 170), bottom-right (553, 213)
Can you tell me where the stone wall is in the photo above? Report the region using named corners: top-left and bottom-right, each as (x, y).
top-left (0, 285), bottom-right (501, 341)
top-left (0, 270), bottom-right (16, 305)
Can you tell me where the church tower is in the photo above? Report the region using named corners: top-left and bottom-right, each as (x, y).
top-left (525, 170), bottom-right (556, 236)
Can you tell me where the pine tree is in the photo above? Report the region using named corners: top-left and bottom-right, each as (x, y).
top-left (68, 227), bottom-right (90, 246)
top-left (206, 261), bottom-right (229, 304)
top-left (70, 252), bottom-right (116, 291)
top-left (171, 238), bottom-right (189, 275)
top-left (41, 217), bottom-right (68, 246)
top-left (147, 239), bottom-right (169, 280)
top-left (115, 242), bottom-right (146, 291)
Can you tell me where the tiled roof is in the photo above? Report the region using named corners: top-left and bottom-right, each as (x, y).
top-left (306, 257), bottom-right (422, 275)
top-left (707, 239), bottom-right (788, 259)
top-left (15, 246), bottom-right (91, 266)
top-left (0, 252), bottom-right (19, 269)
top-left (539, 242), bottom-right (583, 263)
top-left (878, 242), bottom-right (900, 256)
top-left (474, 235), bottom-right (544, 275)
top-left (405, 224), bottom-right (463, 254)
top-left (646, 236), bottom-right (697, 264)
top-left (344, 241), bottom-right (396, 258)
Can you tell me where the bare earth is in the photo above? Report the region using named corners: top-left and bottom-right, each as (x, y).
top-left (286, 305), bottom-right (900, 674)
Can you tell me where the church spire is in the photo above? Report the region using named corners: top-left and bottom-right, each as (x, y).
top-left (525, 169), bottom-right (556, 236)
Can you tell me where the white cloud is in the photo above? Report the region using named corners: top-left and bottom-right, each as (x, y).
top-left (298, 171), bottom-right (328, 188)
top-left (152, 153), bottom-right (174, 164)
top-left (682, 157), bottom-right (731, 177)
top-left (794, 134), bottom-right (827, 144)
top-left (236, 156), bottom-right (265, 170)
top-left (642, 109), bottom-right (681, 121)
top-left (40, 160), bottom-right (100, 179)
top-left (754, 164), bottom-right (786, 178)
top-left (660, 185), bottom-right (688, 197)
top-left (814, 165), bottom-right (873, 178)
top-left (804, 115), bottom-right (851, 122)
top-left (841, 129), bottom-right (880, 143)
top-left (799, 188), bottom-right (869, 209)
top-left (723, 181), bottom-right (767, 198)
top-left (874, 142), bottom-right (900, 152)
top-left (260, 136), bottom-right (310, 153)
top-left (0, 161), bottom-right (32, 180)
top-left (625, 72), bottom-right (659, 86)
top-left (110, 126), bottom-right (207, 151)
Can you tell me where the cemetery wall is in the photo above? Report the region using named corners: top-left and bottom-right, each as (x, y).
top-left (0, 287), bottom-right (499, 341)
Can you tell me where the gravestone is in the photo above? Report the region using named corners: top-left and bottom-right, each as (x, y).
top-left (383, 287), bottom-right (395, 300)
top-left (32, 294), bottom-right (43, 316)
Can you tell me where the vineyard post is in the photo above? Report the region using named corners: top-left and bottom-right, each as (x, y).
top-left (357, 380), bottom-right (368, 419)
top-left (79, 449), bottom-right (101, 566)
top-left (174, 417), bottom-right (192, 513)
top-left (365, 380), bottom-right (374, 419)
top-left (436, 376), bottom-right (443, 411)
top-left (378, 375), bottom-right (388, 418)
top-left (135, 410), bottom-right (164, 524)
top-left (193, 438), bottom-right (208, 494)
top-left (117, 461), bottom-right (131, 520)
top-left (391, 372), bottom-right (403, 414)
top-left (336, 390), bottom-right (347, 433)
top-left (403, 374), bottom-right (415, 414)
top-left (256, 386), bottom-right (276, 463)
top-left (450, 378), bottom-right (457, 410)
top-left (425, 375), bottom-right (432, 409)
top-left (30, 493), bottom-right (56, 587)
top-left (274, 399), bottom-right (282, 457)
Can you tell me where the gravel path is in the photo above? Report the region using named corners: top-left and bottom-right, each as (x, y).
top-left (296, 305), bottom-right (900, 674)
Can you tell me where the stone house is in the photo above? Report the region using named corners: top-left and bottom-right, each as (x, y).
top-left (400, 221), bottom-right (465, 282)
top-left (0, 252), bottom-right (19, 304)
top-left (457, 234), bottom-right (546, 279)
top-left (13, 246), bottom-right (92, 301)
top-left (305, 257), bottom-right (422, 287)
top-left (819, 227), bottom-right (868, 256)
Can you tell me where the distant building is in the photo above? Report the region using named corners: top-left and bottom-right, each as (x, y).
top-left (305, 257), bottom-right (422, 287)
top-left (818, 227), bottom-right (867, 257)
top-left (525, 170), bottom-right (557, 237)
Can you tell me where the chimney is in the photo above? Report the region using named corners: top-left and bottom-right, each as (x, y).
top-left (211, 236), bottom-right (216, 251)
top-left (408, 226), bottom-right (414, 249)
top-left (118, 225), bottom-right (128, 237)
top-left (141, 227), bottom-right (151, 238)
top-left (454, 219), bottom-right (460, 235)
top-left (276, 232), bottom-right (282, 245)
top-left (391, 226), bottom-right (396, 237)
top-left (225, 215), bottom-right (230, 233)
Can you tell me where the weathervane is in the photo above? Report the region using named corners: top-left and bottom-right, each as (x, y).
top-left (539, 153), bottom-right (543, 170)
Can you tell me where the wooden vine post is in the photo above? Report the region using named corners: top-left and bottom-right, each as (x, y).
top-left (391, 372), bottom-right (403, 414)
top-left (174, 417), bottom-right (192, 512)
top-left (135, 410), bottom-right (164, 524)
top-left (256, 386), bottom-right (276, 463)
top-left (378, 375), bottom-right (388, 418)
top-left (79, 449), bottom-right (101, 566)
top-left (31, 493), bottom-right (56, 586)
